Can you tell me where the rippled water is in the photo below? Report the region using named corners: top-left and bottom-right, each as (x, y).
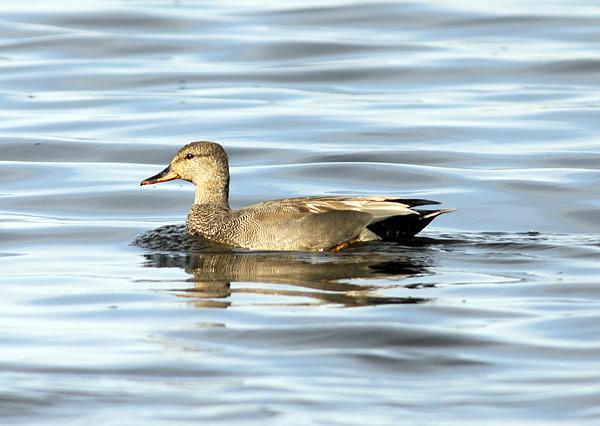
top-left (2, 1), bottom-right (600, 424)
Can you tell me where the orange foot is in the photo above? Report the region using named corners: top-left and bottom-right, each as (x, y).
top-left (330, 241), bottom-right (354, 252)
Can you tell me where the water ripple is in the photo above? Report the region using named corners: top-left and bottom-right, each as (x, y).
top-left (2, 1), bottom-right (600, 425)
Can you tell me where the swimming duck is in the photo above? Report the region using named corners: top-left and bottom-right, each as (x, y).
top-left (140, 141), bottom-right (452, 251)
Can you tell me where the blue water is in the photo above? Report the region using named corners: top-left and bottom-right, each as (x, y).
top-left (1, 1), bottom-right (599, 425)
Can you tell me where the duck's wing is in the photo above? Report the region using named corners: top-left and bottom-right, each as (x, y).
top-left (260, 196), bottom-right (440, 224)
top-left (241, 196), bottom-right (452, 246)
top-left (237, 206), bottom-right (375, 251)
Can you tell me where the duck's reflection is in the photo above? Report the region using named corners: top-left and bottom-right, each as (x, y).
top-left (137, 225), bottom-right (440, 308)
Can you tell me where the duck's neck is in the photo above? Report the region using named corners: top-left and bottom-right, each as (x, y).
top-left (193, 180), bottom-right (230, 209)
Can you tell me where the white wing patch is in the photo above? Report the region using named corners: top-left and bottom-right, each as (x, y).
top-left (301, 196), bottom-right (418, 224)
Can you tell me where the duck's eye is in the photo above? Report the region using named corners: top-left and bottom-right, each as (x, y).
top-left (185, 153), bottom-right (194, 160)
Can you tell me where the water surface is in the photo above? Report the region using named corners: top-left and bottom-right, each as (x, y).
top-left (1, 1), bottom-right (599, 425)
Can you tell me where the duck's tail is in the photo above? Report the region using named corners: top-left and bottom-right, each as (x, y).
top-left (366, 208), bottom-right (454, 241)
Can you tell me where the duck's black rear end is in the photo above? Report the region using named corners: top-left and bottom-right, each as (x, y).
top-left (367, 209), bottom-right (453, 241)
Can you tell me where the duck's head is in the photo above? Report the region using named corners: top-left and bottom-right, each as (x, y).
top-left (140, 141), bottom-right (229, 188)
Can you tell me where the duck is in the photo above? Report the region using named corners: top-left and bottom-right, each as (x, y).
top-left (140, 141), bottom-right (453, 251)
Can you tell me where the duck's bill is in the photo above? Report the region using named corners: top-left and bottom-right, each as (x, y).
top-left (140, 166), bottom-right (180, 186)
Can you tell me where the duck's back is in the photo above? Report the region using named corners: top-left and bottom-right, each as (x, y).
top-left (186, 196), bottom-right (450, 251)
